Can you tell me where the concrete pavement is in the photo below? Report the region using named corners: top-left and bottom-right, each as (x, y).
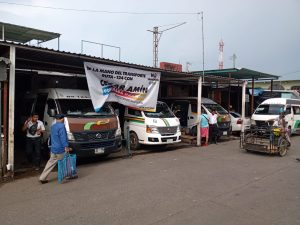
top-left (0, 136), bottom-right (299, 225)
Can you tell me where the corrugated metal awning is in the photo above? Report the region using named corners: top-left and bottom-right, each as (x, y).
top-left (192, 68), bottom-right (279, 80)
top-left (0, 21), bottom-right (60, 43)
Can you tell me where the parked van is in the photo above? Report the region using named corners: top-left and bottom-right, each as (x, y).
top-left (26, 88), bottom-right (122, 157)
top-left (162, 97), bottom-right (231, 137)
top-left (122, 101), bottom-right (181, 150)
top-left (251, 98), bottom-right (300, 134)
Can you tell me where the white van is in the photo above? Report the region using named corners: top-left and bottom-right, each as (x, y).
top-left (122, 101), bottom-right (181, 150)
top-left (163, 97), bottom-right (231, 137)
top-left (26, 88), bottom-right (122, 157)
top-left (251, 98), bottom-right (300, 134)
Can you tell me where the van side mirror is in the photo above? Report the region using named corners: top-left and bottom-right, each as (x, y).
top-left (48, 109), bottom-right (57, 117)
top-left (115, 109), bottom-right (120, 116)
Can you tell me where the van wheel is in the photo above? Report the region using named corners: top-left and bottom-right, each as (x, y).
top-left (130, 132), bottom-right (140, 150)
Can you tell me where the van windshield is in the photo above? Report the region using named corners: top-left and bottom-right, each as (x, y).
top-left (254, 104), bottom-right (284, 115)
top-left (58, 99), bottom-right (114, 117)
top-left (144, 102), bottom-right (175, 118)
top-left (203, 104), bottom-right (228, 114)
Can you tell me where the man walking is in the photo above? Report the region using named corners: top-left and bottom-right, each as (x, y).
top-left (22, 112), bottom-right (45, 170)
top-left (39, 114), bottom-right (69, 184)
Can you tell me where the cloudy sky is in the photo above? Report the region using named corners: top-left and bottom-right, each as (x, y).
top-left (1, 0), bottom-right (299, 78)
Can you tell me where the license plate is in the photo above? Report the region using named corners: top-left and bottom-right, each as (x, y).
top-left (95, 148), bottom-right (105, 154)
top-left (167, 139), bottom-right (173, 143)
top-left (223, 131), bottom-right (228, 135)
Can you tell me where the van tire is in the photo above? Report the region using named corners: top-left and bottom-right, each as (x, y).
top-left (130, 132), bottom-right (140, 150)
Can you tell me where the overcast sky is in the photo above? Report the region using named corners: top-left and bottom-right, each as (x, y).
top-left (1, 0), bottom-right (299, 78)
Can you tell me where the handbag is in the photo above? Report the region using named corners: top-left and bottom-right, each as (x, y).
top-left (28, 122), bottom-right (38, 135)
top-left (57, 153), bottom-right (77, 183)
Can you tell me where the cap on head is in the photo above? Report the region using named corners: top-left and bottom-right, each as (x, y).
top-left (55, 114), bottom-right (65, 120)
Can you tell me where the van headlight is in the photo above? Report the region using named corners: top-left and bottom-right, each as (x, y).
top-left (177, 125), bottom-right (181, 132)
top-left (146, 125), bottom-right (159, 133)
top-left (251, 120), bottom-right (256, 125)
top-left (115, 127), bottom-right (122, 137)
top-left (67, 132), bottom-right (75, 141)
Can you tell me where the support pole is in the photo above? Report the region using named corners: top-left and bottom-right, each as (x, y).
top-left (251, 77), bottom-right (254, 114)
top-left (153, 27), bottom-right (159, 68)
top-left (240, 81), bottom-right (247, 148)
top-left (1, 24), bottom-right (4, 41)
top-left (57, 36), bottom-right (60, 51)
top-left (0, 82), bottom-right (2, 176)
top-left (201, 12), bottom-right (205, 82)
top-left (270, 79), bottom-right (273, 94)
top-left (228, 73), bottom-right (231, 111)
top-left (197, 77), bottom-right (202, 146)
top-left (2, 81), bottom-right (8, 175)
top-left (8, 46), bottom-right (15, 174)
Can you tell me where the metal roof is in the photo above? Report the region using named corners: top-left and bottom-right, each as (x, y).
top-left (192, 68), bottom-right (279, 80)
top-left (0, 40), bottom-right (242, 85)
top-left (0, 21), bottom-right (60, 43)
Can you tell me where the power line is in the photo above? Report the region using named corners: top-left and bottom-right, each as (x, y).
top-left (0, 1), bottom-right (200, 15)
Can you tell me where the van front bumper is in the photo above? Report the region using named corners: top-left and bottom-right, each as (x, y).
top-left (217, 122), bottom-right (231, 136)
top-left (141, 132), bottom-right (181, 145)
top-left (68, 136), bottom-right (122, 157)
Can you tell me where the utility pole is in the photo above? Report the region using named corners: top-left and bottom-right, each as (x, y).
top-left (148, 22), bottom-right (186, 68)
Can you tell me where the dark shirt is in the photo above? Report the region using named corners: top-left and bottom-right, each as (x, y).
top-left (50, 122), bottom-right (68, 154)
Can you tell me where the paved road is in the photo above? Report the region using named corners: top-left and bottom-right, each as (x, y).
top-left (1, 136), bottom-right (300, 225)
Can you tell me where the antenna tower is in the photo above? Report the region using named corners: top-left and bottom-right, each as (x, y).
top-left (148, 22), bottom-right (186, 68)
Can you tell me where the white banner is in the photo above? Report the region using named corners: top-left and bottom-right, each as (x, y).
top-left (84, 62), bottom-right (161, 112)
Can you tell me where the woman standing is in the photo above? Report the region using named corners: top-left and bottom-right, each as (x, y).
top-left (200, 110), bottom-right (209, 146)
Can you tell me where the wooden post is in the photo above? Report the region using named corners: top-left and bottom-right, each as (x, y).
top-left (8, 46), bottom-right (15, 174)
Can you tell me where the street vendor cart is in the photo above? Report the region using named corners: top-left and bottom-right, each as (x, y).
top-left (241, 125), bottom-right (289, 156)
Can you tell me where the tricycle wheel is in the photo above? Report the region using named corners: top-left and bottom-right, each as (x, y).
top-left (278, 138), bottom-right (288, 157)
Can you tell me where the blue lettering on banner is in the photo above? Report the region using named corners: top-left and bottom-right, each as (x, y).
top-left (102, 86), bottom-right (112, 96)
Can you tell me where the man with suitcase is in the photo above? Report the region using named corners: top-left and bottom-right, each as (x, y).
top-left (39, 114), bottom-right (70, 184)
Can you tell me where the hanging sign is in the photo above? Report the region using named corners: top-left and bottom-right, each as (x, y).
top-left (84, 62), bottom-right (161, 112)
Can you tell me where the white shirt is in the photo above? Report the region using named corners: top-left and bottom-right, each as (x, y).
top-left (26, 120), bottom-right (45, 138)
top-left (209, 114), bottom-right (218, 125)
